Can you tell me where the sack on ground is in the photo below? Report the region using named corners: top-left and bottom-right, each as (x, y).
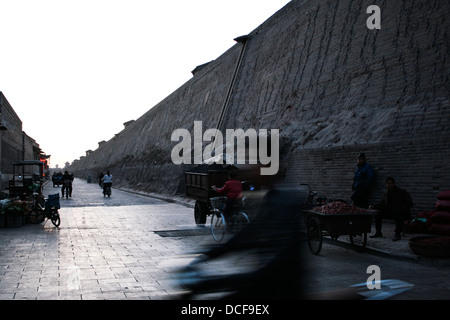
top-left (428, 223), bottom-right (450, 236)
top-left (429, 211), bottom-right (450, 224)
top-left (437, 190), bottom-right (450, 200)
top-left (435, 200), bottom-right (450, 211)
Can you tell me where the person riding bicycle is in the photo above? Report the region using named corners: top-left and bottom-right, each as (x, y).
top-left (61, 171), bottom-right (74, 198)
top-left (101, 171), bottom-right (113, 195)
top-left (212, 171), bottom-right (243, 221)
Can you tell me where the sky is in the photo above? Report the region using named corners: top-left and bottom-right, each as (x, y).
top-left (0, 0), bottom-right (291, 169)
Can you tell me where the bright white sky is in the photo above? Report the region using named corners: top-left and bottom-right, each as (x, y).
top-left (0, 0), bottom-right (291, 168)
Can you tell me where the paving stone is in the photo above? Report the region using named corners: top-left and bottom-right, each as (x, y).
top-left (3, 178), bottom-right (446, 301)
top-left (0, 180), bottom-right (211, 300)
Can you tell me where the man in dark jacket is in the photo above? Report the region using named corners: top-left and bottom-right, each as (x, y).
top-left (62, 171), bottom-right (74, 198)
top-left (371, 177), bottom-right (413, 241)
top-left (351, 153), bottom-right (374, 208)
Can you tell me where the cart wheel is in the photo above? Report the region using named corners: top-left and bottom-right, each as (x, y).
top-left (306, 216), bottom-right (322, 255)
top-left (194, 201), bottom-right (207, 225)
top-left (349, 233), bottom-right (367, 250)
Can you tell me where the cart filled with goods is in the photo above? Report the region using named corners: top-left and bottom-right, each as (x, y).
top-left (303, 201), bottom-right (378, 255)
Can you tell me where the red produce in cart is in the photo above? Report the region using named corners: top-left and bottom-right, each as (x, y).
top-left (303, 201), bottom-right (378, 255)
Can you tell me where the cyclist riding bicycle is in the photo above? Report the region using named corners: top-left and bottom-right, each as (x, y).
top-left (212, 171), bottom-right (242, 221)
top-left (101, 171), bottom-right (113, 195)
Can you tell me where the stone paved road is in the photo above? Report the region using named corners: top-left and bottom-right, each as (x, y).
top-left (0, 179), bottom-right (220, 300)
top-left (2, 178), bottom-right (449, 301)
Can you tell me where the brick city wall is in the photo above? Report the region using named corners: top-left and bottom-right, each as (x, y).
top-left (68, 0), bottom-right (450, 212)
top-left (285, 136), bottom-right (450, 214)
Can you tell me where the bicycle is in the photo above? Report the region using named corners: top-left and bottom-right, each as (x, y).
top-left (103, 184), bottom-right (112, 197)
top-left (300, 183), bottom-right (348, 209)
top-left (209, 196), bottom-right (250, 242)
top-left (29, 192), bottom-right (61, 227)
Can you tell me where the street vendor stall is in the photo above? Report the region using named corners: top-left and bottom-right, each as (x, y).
top-left (8, 160), bottom-right (44, 199)
top-left (304, 201), bottom-right (378, 255)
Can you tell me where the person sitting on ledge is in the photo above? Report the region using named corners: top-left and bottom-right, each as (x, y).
top-left (370, 177), bottom-right (413, 241)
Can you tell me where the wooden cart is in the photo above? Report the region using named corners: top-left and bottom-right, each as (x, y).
top-left (303, 209), bottom-right (378, 255)
top-left (185, 170), bottom-right (231, 225)
top-left (8, 160), bottom-right (44, 199)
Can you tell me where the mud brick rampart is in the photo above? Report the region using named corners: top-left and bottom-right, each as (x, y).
top-left (69, 0), bottom-right (450, 214)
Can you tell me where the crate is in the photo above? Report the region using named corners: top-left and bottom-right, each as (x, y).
top-left (45, 193), bottom-right (60, 212)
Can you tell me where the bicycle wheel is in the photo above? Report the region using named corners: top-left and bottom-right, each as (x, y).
top-left (230, 211), bottom-right (249, 233)
top-left (211, 211), bottom-right (226, 242)
top-left (51, 210), bottom-right (61, 227)
top-left (31, 211), bottom-right (45, 224)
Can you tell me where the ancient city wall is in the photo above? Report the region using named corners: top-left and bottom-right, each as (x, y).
top-left (69, 0), bottom-right (450, 213)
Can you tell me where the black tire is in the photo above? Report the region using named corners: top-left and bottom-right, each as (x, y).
top-left (32, 212), bottom-right (45, 224)
top-left (51, 210), bottom-right (61, 227)
top-left (194, 201), bottom-right (207, 225)
top-left (229, 211), bottom-right (249, 233)
top-left (306, 215), bottom-right (322, 255)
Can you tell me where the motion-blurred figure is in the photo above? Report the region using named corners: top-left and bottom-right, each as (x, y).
top-left (176, 184), bottom-right (308, 300)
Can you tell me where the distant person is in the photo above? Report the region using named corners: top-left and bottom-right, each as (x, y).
top-left (370, 177), bottom-right (413, 241)
top-left (351, 153), bottom-right (374, 208)
top-left (62, 171), bottom-right (74, 198)
top-left (101, 171), bottom-right (113, 195)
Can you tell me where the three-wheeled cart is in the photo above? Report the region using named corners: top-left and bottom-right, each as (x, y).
top-left (184, 164), bottom-right (261, 225)
top-left (8, 160), bottom-right (44, 199)
top-left (185, 169), bottom-right (231, 225)
top-left (304, 209), bottom-right (378, 255)
top-left (52, 174), bottom-right (63, 187)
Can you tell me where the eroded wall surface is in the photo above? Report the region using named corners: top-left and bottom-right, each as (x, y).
top-left (69, 0), bottom-right (450, 213)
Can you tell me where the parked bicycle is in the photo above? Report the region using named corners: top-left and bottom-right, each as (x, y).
top-left (209, 196), bottom-right (249, 242)
top-left (29, 192), bottom-right (61, 227)
top-left (300, 183), bottom-right (349, 209)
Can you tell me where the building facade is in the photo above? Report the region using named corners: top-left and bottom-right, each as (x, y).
top-left (0, 92), bottom-right (48, 192)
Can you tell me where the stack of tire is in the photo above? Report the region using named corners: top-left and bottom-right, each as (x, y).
top-left (427, 190), bottom-right (450, 236)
